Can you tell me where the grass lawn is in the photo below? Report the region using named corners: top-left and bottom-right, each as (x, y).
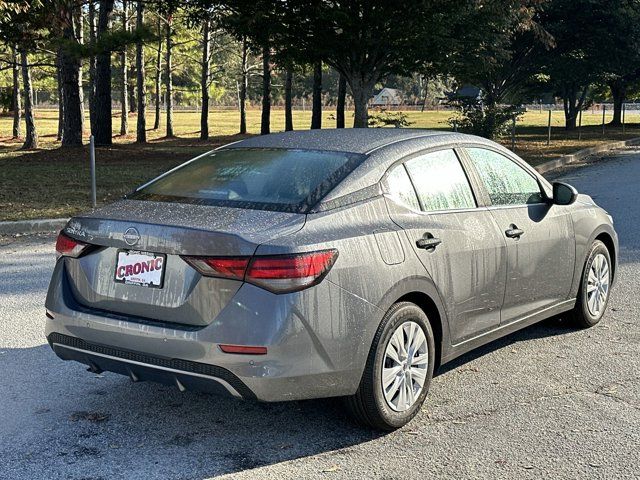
top-left (1, 108), bottom-right (638, 221)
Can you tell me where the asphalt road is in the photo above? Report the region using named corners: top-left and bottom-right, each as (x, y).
top-left (1, 152), bottom-right (639, 480)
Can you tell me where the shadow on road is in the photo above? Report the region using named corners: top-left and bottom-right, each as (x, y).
top-left (1, 313), bottom-right (585, 479)
top-left (437, 314), bottom-right (577, 376)
top-left (1, 342), bottom-right (383, 478)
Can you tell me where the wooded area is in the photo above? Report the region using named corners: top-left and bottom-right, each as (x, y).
top-left (1, 0), bottom-right (640, 149)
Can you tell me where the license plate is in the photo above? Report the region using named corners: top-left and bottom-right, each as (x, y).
top-left (114, 250), bottom-right (166, 288)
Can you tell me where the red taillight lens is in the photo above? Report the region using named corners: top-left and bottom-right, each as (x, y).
top-left (56, 231), bottom-right (90, 258)
top-left (182, 249), bottom-right (338, 293)
top-left (246, 250), bottom-right (338, 293)
top-left (181, 256), bottom-right (250, 280)
top-left (245, 250), bottom-right (338, 293)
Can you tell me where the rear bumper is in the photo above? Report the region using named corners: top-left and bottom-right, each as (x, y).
top-left (44, 260), bottom-right (378, 402)
top-left (48, 332), bottom-right (253, 399)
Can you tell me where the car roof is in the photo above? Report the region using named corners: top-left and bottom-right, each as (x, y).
top-left (223, 128), bottom-right (454, 155)
top-left (220, 128), bottom-right (549, 210)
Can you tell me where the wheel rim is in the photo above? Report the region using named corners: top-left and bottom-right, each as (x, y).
top-left (382, 321), bottom-right (429, 412)
top-left (586, 253), bottom-right (610, 317)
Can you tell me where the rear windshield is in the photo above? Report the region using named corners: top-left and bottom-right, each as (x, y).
top-left (130, 148), bottom-right (365, 213)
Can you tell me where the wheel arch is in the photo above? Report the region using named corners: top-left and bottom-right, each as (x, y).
top-left (594, 231), bottom-right (617, 281)
top-left (377, 276), bottom-right (451, 371)
top-left (570, 218), bottom-right (618, 298)
top-left (396, 291), bottom-right (444, 371)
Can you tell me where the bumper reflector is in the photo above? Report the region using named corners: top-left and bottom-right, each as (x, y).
top-left (219, 344), bottom-right (267, 355)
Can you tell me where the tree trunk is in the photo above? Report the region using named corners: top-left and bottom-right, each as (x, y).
top-left (420, 75), bottom-right (428, 112)
top-left (154, 17), bottom-right (162, 130)
top-left (123, 0), bottom-right (135, 114)
top-left (88, 0), bottom-right (97, 136)
top-left (56, 50), bottom-right (64, 141)
top-left (94, 0), bottom-right (114, 145)
top-left (562, 83), bottom-right (587, 131)
top-left (120, 0), bottom-right (129, 135)
top-left (261, 44), bottom-right (271, 135)
top-left (135, 0), bottom-right (146, 143)
top-left (11, 45), bottom-right (21, 138)
top-left (60, 49), bottom-right (83, 147)
top-left (349, 76), bottom-right (375, 128)
top-left (285, 68), bottom-right (293, 131)
top-left (336, 73), bottom-right (346, 129)
top-left (239, 37), bottom-right (248, 134)
top-left (200, 18), bottom-right (210, 140)
top-left (128, 65), bottom-right (136, 113)
top-left (311, 60), bottom-right (322, 129)
top-left (610, 79), bottom-right (626, 126)
top-left (74, 6), bottom-right (85, 135)
top-left (59, 2), bottom-right (84, 147)
top-left (20, 50), bottom-right (38, 149)
top-left (165, 14), bottom-right (174, 138)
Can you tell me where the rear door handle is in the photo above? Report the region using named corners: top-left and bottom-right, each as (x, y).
top-left (416, 236), bottom-right (442, 250)
top-left (505, 225), bottom-right (524, 239)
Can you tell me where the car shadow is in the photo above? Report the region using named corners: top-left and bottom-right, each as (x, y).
top-left (0, 343), bottom-right (383, 479)
top-left (437, 313), bottom-right (576, 376)
top-left (2, 312), bottom-right (584, 478)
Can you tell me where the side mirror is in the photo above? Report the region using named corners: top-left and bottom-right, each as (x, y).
top-left (552, 182), bottom-right (578, 205)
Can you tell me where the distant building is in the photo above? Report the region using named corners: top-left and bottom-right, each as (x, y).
top-left (445, 85), bottom-right (482, 102)
top-left (371, 88), bottom-right (403, 107)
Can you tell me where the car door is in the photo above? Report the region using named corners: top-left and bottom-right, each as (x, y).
top-left (383, 148), bottom-right (507, 344)
top-left (463, 147), bottom-right (575, 323)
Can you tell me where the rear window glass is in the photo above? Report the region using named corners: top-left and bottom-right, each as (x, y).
top-left (131, 148), bottom-right (365, 212)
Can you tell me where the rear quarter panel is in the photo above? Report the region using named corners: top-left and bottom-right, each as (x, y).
top-left (256, 197), bottom-right (450, 383)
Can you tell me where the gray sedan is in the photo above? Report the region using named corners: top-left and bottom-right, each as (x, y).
top-left (45, 129), bottom-right (617, 430)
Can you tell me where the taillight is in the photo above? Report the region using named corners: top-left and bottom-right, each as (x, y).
top-left (56, 231), bottom-right (91, 258)
top-left (181, 256), bottom-right (250, 280)
top-left (246, 250), bottom-right (338, 293)
top-left (181, 249), bottom-right (338, 293)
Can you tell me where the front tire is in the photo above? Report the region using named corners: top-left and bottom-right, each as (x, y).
top-left (345, 302), bottom-right (435, 431)
top-left (571, 240), bottom-right (612, 328)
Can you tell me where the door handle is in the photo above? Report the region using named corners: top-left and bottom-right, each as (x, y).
top-left (416, 235), bottom-right (442, 250)
top-left (505, 225), bottom-right (524, 239)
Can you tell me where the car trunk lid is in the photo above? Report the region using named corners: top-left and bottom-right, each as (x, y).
top-left (61, 200), bottom-right (305, 327)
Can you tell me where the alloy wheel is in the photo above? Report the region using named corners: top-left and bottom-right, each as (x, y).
top-left (586, 253), bottom-right (610, 317)
top-left (382, 321), bottom-right (429, 412)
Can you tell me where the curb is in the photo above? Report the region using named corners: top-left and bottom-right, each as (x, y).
top-left (0, 218), bottom-right (69, 235)
top-left (534, 136), bottom-right (640, 174)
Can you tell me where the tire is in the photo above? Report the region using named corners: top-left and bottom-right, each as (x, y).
top-left (570, 240), bottom-right (612, 328)
top-left (345, 302), bottom-right (435, 431)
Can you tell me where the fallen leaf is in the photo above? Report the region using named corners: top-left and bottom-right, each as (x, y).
top-left (322, 465), bottom-right (340, 473)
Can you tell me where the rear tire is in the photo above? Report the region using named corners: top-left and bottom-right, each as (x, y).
top-left (345, 302), bottom-right (435, 431)
top-left (570, 240), bottom-right (612, 328)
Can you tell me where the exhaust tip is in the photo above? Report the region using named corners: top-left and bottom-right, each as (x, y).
top-left (86, 363), bottom-right (104, 374)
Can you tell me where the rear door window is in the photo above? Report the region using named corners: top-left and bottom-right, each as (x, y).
top-left (132, 148), bottom-right (365, 212)
top-left (404, 149), bottom-right (476, 212)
